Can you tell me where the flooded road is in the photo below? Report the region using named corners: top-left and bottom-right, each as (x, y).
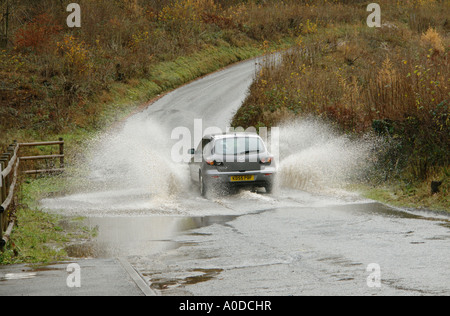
top-left (48, 189), bottom-right (450, 296)
top-left (39, 55), bottom-right (450, 296)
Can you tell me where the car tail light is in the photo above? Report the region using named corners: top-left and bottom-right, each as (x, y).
top-left (206, 159), bottom-right (223, 166)
top-left (260, 157), bottom-right (273, 165)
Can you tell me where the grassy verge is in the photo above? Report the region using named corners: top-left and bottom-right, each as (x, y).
top-left (353, 168), bottom-right (449, 213)
top-left (0, 207), bottom-right (68, 265)
top-left (0, 176), bottom-right (94, 265)
top-left (362, 187), bottom-right (449, 213)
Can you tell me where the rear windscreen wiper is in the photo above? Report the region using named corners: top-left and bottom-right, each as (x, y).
top-left (238, 150), bottom-right (260, 155)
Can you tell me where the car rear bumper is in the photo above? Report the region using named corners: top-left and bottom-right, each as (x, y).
top-left (203, 167), bottom-right (276, 187)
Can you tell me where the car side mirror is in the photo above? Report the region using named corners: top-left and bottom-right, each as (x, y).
top-left (188, 148), bottom-right (195, 155)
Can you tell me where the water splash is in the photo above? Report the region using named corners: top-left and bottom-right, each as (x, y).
top-left (277, 118), bottom-right (381, 193)
top-left (41, 114), bottom-right (381, 216)
top-left (86, 114), bottom-right (190, 198)
top-left (40, 114), bottom-right (191, 216)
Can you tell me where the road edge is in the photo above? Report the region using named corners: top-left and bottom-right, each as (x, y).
top-left (117, 257), bottom-right (158, 297)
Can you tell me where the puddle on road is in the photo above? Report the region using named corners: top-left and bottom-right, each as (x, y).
top-left (62, 201), bottom-right (450, 258)
top-left (0, 272), bottom-right (37, 281)
top-left (148, 268), bottom-right (224, 292)
top-left (337, 201), bottom-right (450, 223)
top-left (64, 202), bottom-right (450, 259)
top-left (66, 215), bottom-right (238, 259)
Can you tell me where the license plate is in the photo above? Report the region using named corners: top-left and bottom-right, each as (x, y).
top-left (231, 175), bottom-right (255, 182)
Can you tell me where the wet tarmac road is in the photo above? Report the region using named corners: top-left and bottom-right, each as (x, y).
top-left (63, 190), bottom-right (450, 296)
top-left (37, 55), bottom-right (450, 296)
top-left (144, 203), bottom-right (449, 296)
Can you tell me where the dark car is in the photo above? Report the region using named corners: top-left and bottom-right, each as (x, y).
top-left (188, 133), bottom-right (276, 196)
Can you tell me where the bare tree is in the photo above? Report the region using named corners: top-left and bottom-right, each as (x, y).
top-left (0, 0), bottom-right (9, 47)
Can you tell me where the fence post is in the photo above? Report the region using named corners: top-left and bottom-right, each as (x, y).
top-left (0, 161), bottom-right (3, 243)
top-left (0, 159), bottom-right (6, 234)
top-left (5, 146), bottom-right (13, 218)
top-left (2, 153), bottom-right (10, 212)
top-left (59, 138), bottom-right (64, 168)
top-left (0, 160), bottom-right (6, 203)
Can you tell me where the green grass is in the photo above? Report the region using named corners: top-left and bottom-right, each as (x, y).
top-left (0, 175), bottom-right (94, 265)
top-left (0, 207), bottom-right (95, 265)
top-left (351, 178), bottom-right (449, 213)
top-left (0, 208), bottom-right (68, 265)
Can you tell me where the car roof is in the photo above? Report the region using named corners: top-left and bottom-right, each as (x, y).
top-left (203, 132), bottom-right (260, 140)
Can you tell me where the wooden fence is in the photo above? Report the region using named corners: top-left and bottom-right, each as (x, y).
top-left (0, 138), bottom-right (64, 250)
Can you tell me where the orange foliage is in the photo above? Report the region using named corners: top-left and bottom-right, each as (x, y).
top-left (14, 13), bottom-right (62, 52)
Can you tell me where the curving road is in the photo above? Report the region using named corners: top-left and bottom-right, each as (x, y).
top-left (39, 55), bottom-right (450, 296)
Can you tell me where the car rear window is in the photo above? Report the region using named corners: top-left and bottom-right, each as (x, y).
top-left (214, 137), bottom-right (265, 155)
